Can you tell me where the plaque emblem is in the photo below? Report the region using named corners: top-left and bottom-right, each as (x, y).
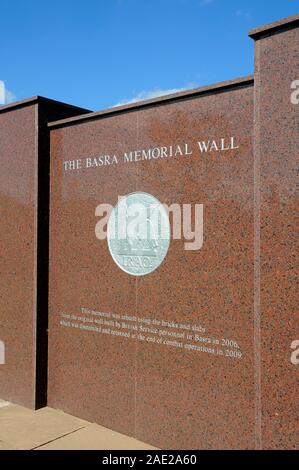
top-left (107, 192), bottom-right (170, 276)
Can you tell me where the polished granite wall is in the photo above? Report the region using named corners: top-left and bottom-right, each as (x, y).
top-left (0, 98), bottom-right (90, 409)
top-left (47, 15), bottom-right (298, 449)
top-left (0, 102), bottom-right (37, 409)
top-left (1, 13), bottom-right (297, 449)
top-left (250, 15), bottom-right (299, 450)
top-left (47, 79), bottom-right (255, 449)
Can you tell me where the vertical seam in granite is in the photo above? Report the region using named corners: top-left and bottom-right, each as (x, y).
top-left (253, 40), bottom-right (262, 450)
top-left (135, 274), bottom-right (138, 436)
top-left (134, 111), bottom-right (139, 437)
top-left (32, 103), bottom-right (39, 409)
top-left (35, 106), bottom-right (50, 409)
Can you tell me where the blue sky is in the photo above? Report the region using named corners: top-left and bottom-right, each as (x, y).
top-left (0, 0), bottom-right (297, 110)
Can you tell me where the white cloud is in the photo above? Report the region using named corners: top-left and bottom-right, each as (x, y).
top-left (0, 81), bottom-right (5, 104)
top-left (114, 84), bottom-right (198, 107)
top-left (5, 89), bottom-right (16, 104)
top-left (0, 80), bottom-right (16, 105)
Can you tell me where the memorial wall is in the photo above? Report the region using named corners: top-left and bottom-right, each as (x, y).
top-left (249, 17), bottom-right (298, 450)
top-left (0, 98), bottom-right (89, 408)
top-left (46, 15), bottom-right (299, 449)
top-left (48, 77), bottom-right (254, 449)
top-left (0, 14), bottom-right (298, 449)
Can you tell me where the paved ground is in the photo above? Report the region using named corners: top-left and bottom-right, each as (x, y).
top-left (0, 399), bottom-right (156, 450)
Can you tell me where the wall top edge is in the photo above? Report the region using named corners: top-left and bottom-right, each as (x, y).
top-left (48, 75), bottom-right (254, 130)
top-left (0, 95), bottom-right (90, 114)
top-left (249, 13), bottom-right (299, 39)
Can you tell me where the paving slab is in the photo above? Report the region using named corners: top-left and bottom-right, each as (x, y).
top-left (0, 399), bottom-right (10, 408)
top-left (0, 401), bottom-right (156, 450)
top-left (0, 403), bottom-right (88, 450)
top-left (36, 423), bottom-right (156, 450)
top-left (0, 440), bottom-right (19, 450)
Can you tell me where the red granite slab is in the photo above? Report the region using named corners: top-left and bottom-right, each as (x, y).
top-left (251, 16), bottom-right (299, 450)
top-left (134, 88), bottom-right (255, 449)
top-left (47, 15), bottom-right (298, 447)
top-left (0, 98), bottom-right (90, 409)
top-left (0, 104), bottom-right (37, 408)
top-left (47, 79), bottom-right (255, 448)
top-left (48, 115), bottom-right (138, 435)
